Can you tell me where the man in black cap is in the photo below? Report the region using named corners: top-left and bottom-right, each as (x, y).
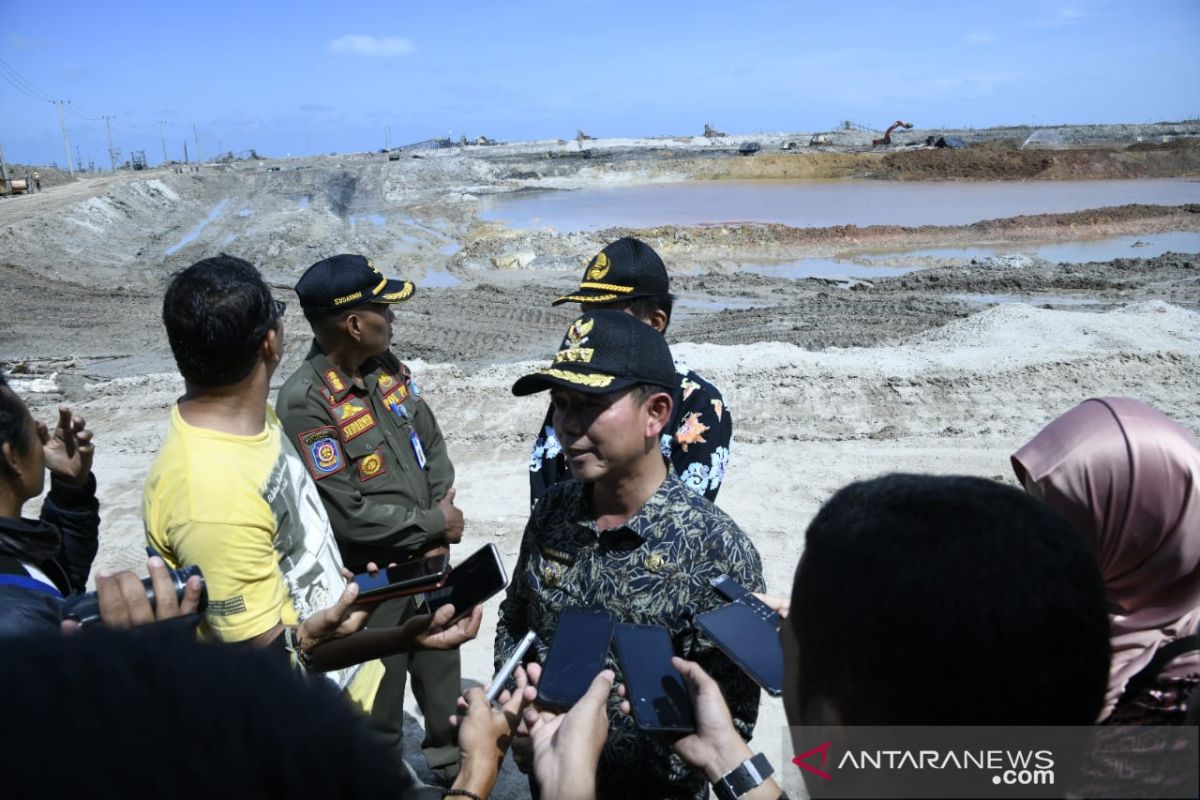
top-left (275, 253), bottom-right (466, 781)
top-left (497, 309), bottom-right (764, 800)
top-left (529, 237), bottom-right (732, 508)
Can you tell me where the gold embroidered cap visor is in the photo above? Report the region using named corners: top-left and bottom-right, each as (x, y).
top-left (511, 363), bottom-right (635, 396)
top-left (550, 236), bottom-right (669, 307)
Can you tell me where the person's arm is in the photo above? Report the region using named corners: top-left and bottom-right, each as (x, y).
top-left (494, 516), bottom-right (538, 670)
top-left (522, 663), bottom-right (613, 800)
top-left (412, 399), bottom-right (454, 501)
top-left (276, 398), bottom-right (447, 554)
top-left (529, 405), bottom-right (568, 508)
top-left (659, 658), bottom-right (783, 800)
top-left (37, 406), bottom-right (98, 593)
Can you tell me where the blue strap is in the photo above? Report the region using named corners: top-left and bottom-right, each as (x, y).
top-left (0, 572), bottom-right (65, 599)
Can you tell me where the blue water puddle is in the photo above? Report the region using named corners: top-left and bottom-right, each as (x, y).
top-left (296, 196), bottom-right (310, 210)
top-left (440, 241), bottom-right (462, 256)
top-left (165, 198), bottom-right (230, 255)
top-left (350, 213), bottom-right (387, 231)
top-left (238, 208), bottom-right (253, 218)
top-left (860, 231), bottom-right (1200, 265)
top-left (743, 258), bottom-right (920, 281)
top-left (421, 270), bottom-right (462, 288)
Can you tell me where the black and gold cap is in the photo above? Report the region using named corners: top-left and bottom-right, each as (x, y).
top-left (512, 309), bottom-right (676, 396)
top-left (295, 254), bottom-right (415, 311)
top-left (551, 237), bottom-right (669, 306)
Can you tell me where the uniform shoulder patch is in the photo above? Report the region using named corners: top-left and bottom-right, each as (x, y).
top-left (297, 426), bottom-right (347, 480)
top-left (357, 448), bottom-right (388, 482)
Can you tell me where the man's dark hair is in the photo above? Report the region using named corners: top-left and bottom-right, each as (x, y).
top-left (162, 255), bottom-right (278, 387)
top-left (0, 630), bottom-right (412, 797)
top-left (0, 373), bottom-right (32, 462)
top-left (790, 473), bottom-right (1110, 725)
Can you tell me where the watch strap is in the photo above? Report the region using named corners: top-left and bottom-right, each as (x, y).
top-left (714, 753), bottom-right (774, 800)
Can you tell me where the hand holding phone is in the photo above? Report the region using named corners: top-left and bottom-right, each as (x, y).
top-left (614, 623), bottom-right (695, 733)
top-left (695, 602), bottom-right (784, 696)
top-left (351, 554), bottom-right (450, 604)
top-left (425, 543), bottom-right (509, 623)
top-left (536, 607), bottom-right (616, 710)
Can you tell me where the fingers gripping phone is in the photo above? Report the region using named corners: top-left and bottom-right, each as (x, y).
top-left (614, 623), bottom-right (696, 733)
top-left (351, 554), bottom-right (450, 604)
top-left (424, 543), bottom-right (509, 623)
top-left (695, 602), bottom-right (785, 697)
top-left (536, 607), bottom-right (616, 710)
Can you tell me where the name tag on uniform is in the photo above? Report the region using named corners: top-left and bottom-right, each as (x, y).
top-left (410, 430), bottom-right (428, 469)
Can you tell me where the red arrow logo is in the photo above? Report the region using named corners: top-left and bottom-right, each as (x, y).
top-left (792, 741), bottom-right (833, 781)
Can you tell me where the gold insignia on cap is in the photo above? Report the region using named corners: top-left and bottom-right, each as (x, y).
top-left (380, 282), bottom-right (414, 302)
top-left (585, 252), bottom-right (611, 281)
top-left (566, 317), bottom-right (594, 347)
top-left (536, 368), bottom-right (614, 388)
top-left (644, 552), bottom-right (666, 573)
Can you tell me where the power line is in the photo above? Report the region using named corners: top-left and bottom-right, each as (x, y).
top-left (0, 57), bottom-right (54, 104)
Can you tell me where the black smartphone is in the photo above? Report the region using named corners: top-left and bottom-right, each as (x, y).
top-left (613, 623), bottom-right (695, 732)
top-left (425, 543), bottom-right (509, 623)
top-left (536, 607), bottom-right (616, 710)
top-left (695, 602), bottom-right (785, 697)
top-left (351, 554), bottom-right (450, 604)
top-left (710, 574), bottom-right (781, 629)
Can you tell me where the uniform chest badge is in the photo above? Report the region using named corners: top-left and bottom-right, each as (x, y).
top-left (298, 426), bottom-right (346, 480)
top-left (358, 449), bottom-right (387, 482)
top-left (644, 552), bottom-right (667, 573)
top-left (324, 369), bottom-right (346, 393)
top-left (378, 372), bottom-right (395, 390)
top-left (541, 564), bottom-right (562, 587)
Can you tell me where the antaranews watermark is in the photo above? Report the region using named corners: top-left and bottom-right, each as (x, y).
top-left (781, 725), bottom-right (1199, 799)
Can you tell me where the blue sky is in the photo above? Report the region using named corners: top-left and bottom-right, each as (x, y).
top-left (2, 0), bottom-right (1198, 167)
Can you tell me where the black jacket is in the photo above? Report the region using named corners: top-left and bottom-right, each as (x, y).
top-left (0, 475), bottom-right (100, 637)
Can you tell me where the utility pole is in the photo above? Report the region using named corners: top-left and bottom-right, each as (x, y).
top-left (385, 126), bottom-right (391, 151)
top-left (158, 121), bottom-right (168, 165)
top-left (56, 100), bottom-right (75, 175)
top-left (183, 140), bottom-right (189, 164)
top-left (0, 140), bottom-right (10, 191)
top-left (102, 114), bottom-right (116, 171)
top-left (193, 124), bottom-right (202, 163)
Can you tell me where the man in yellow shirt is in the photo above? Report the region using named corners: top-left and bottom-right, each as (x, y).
top-left (144, 255), bottom-right (479, 710)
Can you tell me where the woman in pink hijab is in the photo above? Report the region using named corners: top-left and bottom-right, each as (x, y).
top-left (1012, 397), bottom-right (1200, 723)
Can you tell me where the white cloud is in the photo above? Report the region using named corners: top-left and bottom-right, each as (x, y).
top-left (962, 31), bottom-right (995, 44)
top-left (1033, 7), bottom-right (1087, 27)
top-left (328, 35), bottom-right (414, 58)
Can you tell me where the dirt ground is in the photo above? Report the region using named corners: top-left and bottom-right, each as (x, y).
top-left (2, 123), bottom-right (1199, 796)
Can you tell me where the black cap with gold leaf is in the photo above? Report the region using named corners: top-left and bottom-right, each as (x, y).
top-left (551, 237), bottom-right (669, 306)
top-left (295, 254), bottom-right (415, 311)
top-left (512, 309), bottom-right (676, 396)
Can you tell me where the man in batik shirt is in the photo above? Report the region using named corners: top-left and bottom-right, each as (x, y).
top-left (500, 309), bottom-right (764, 800)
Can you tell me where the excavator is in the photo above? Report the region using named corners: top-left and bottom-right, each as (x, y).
top-left (872, 120), bottom-right (913, 146)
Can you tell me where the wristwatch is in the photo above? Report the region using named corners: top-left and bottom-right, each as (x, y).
top-left (713, 753), bottom-right (774, 800)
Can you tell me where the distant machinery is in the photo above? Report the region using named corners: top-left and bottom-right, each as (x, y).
top-left (873, 121), bottom-right (914, 146)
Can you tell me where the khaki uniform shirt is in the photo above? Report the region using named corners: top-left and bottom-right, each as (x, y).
top-left (276, 343), bottom-right (454, 570)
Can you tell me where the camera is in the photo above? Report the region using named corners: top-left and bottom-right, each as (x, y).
top-left (61, 564), bottom-right (208, 627)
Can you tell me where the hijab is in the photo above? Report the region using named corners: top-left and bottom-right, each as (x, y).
top-left (1012, 397), bottom-right (1200, 720)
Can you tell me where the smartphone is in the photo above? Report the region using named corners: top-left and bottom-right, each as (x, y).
top-left (536, 607), bottom-right (616, 710)
top-left (425, 543), bottom-right (509, 623)
top-left (613, 623), bottom-right (695, 732)
top-left (695, 602), bottom-right (785, 697)
top-left (710, 574), bottom-right (782, 629)
top-left (351, 554), bottom-right (450, 604)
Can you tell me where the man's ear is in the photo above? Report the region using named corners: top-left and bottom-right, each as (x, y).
top-left (644, 391), bottom-right (673, 439)
top-left (646, 308), bottom-right (669, 334)
top-left (343, 311), bottom-right (365, 343)
top-left (261, 327), bottom-right (282, 364)
top-left (0, 441), bottom-right (18, 476)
